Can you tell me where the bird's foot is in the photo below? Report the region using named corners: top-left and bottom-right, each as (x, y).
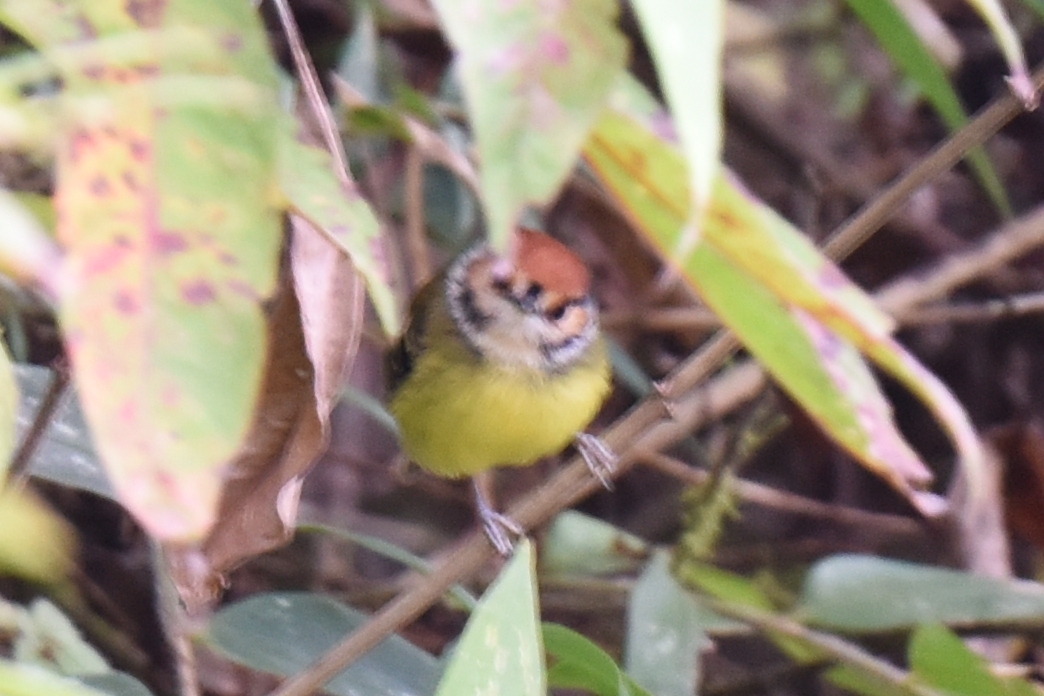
top-left (575, 432), bottom-right (617, 490)
top-left (473, 481), bottom-right (524, 555)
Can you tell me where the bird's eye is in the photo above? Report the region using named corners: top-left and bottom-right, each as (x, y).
top-left (491, 278), bottom-right (512, 296)
top-left (525, 282), bottom-right (543, 300)
top-left (546, 304), bottom-right (567, 322)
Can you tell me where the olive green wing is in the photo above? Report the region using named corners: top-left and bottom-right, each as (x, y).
top-left (385, 274), bottom-right (443, 393)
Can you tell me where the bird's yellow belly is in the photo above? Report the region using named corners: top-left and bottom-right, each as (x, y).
top-left (389, 344), bottom-right (610, 478)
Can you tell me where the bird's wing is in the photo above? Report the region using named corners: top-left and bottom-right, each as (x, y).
top-left (385, 273), bottom-right (443, 393)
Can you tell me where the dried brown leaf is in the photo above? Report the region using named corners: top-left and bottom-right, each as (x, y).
top-left (168, 230), bottom-right (365, 610)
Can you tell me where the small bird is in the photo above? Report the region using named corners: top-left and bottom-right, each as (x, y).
top-left (387, 228), bottom-right (613, 553)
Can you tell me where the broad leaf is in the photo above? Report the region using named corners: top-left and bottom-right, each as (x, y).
top-left (435, 539), bottom-right (544, 696)
top-left (206, 592), bottom-right (440, 696)
top-left (583, 77), bottom-right (985, 514)
top-left (1, 1), bottom-right (285, 541)
top-left (625, 552), bottom-right (709, 696)
top-left (800, 554), bottom-right (1044, 632)
top-left (429, 0), bottom-right (628, 249)
top-left (545, 623), bottom-right (651, 696)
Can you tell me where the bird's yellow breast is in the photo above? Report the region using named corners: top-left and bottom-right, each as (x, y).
top-left (389, 336), bottom-right (611, 478)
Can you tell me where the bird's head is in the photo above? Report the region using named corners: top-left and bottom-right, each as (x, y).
top-left (445, 229), bottom-right (600, 373)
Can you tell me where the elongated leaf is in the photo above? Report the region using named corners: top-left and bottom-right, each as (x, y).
top-left (2, 2), bottom-right (286, 541)
top-left (541, 510), bottom-right (648, 577)
top-left (545, 623), bottom-right (651, 696)
top-left (631, 0), bottom-right (723, 227)
top-left (279, 137), bottom-right (400, 335)
top-left (16, 364), bottom-right (113, 500)
top-left (0, 660), bottom-right (111, 696)
top-left (429, 0), bottom-right (628, 250)
top-left (0, 488), bottom-right (73, 583)
top-left (625, 552), bottom-right (709, 696)
top-left (583, 94), bottom-right (961, 513)
top-left (959, 0), bottom-right (1035, 106)
top-left (909, 624), bottom-right (1038, 696)
top-left (843, 0), bottom-right (1010, 215)
top-left (13, 598), bottom-right (106, 675)
top-left (435, 539), bottom-right (544, 696)
top-left (909, 624), bottom-right (1007, 696)
top-left (206, 592), bottom-right (440, 696)
top-left (800, 554), bottom-right (1044, 632)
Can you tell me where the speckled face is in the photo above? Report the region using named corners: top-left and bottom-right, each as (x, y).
top-left (446, 236), bottom-right (599, 373)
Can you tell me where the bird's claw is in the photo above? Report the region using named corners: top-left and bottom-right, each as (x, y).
top-left (576, 433), bottom-right (617, 490)
top-left (478, 507), bottom-right (524, 556)
top-left (473, 482), bottom-right (524, 555)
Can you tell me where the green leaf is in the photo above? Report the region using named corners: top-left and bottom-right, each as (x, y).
top-left (583, 98), bottom-right (959, 515)
top-left (279, 137), bottom-right (400, 335)
top-left (337, 2), bottom-right (381, 104)
top-left (13, 598), bottom-right (106, 675)
top-left (429, 0), bottom-right (628, 250)
top-left (908, 624), bottom-right (1010, 696)
top-left (959, 0), bottom-right (1035, 106)
top-left (630, 0), bottom-right (724, 219)
top-left (435, 538), bottom-right (544, 696)
top-left (800, 554), bottom-right (1044, 632)
top-left (0, 488), bottom-right (73, 584)
top-left (77, 672), bottom-right (155, 696)
top-left (0, 660), bottom-right (111, 696)
top-left (544, 623), bottom-right (651, 696)
top-left (541, 510), bottom-right (648, 577)
top-left (6, 2), bottom-right (287, 543)
top-left (206, 592), bottom-right (440, 696)
top-left (842, 0), bottom-right (1011, 215)
top-left (298, 523), bottom-right (478, 610)
top-left (625, 552), bottom-right (710, 696)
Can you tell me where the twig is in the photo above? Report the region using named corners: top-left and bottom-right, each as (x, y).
top-left (641, 452), bottom-right (921, 537)
top-left (876, 203), bottom-right (1044, 317)
top-left (823, 62), bottom-right (1044, 263)
top-left (403, 145), bottom-right (433, 286)
top-left (899, 291), bottom-right (1044, 325)
top-left (7, 361), bottom-right (68, 486)
top-left (606, 291), bottom-right (1044, 330)
top-left (269, 0), bottom-right (353, 188)
top-left (693, 596), bottom-right (949, 696)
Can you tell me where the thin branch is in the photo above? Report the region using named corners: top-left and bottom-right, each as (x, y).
top-left (641, 452), bottom-right (921, 537)
top-left (268, 0), bottom-right (353, 188)
top-left (605, 291), bottom-right (1044, 331)
top-left (823, 62), bottom-right (1044, 263)
top-left (877, 203), bottom-right (1044, 317)
top-left (7, 362), bottom-right (68, 486)
top-left (900, 292), bottom-right (1044, 325)
top-left (695, 597), bottom-right (949, 696)
top-left (403, 145), bottom-right (433, 287)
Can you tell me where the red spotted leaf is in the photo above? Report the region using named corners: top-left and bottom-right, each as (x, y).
top-left (429, 0), bottom-right (628, 250)
top-left (22, 1), bottom-right (287, 541)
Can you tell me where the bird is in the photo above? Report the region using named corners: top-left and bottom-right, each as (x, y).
top-left (387, 228), bottom-right (614, 553)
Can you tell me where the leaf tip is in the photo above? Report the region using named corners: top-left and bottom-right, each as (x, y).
top-left (1005, 72), bottom-right (1040, 111)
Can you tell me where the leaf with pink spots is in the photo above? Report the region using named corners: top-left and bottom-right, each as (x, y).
top-left (584, 88), bottom-right (983, 516)
top-left (430, 0), bottom-right (628, 250)
top-left (7, 0), bottom-right (285, 541)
